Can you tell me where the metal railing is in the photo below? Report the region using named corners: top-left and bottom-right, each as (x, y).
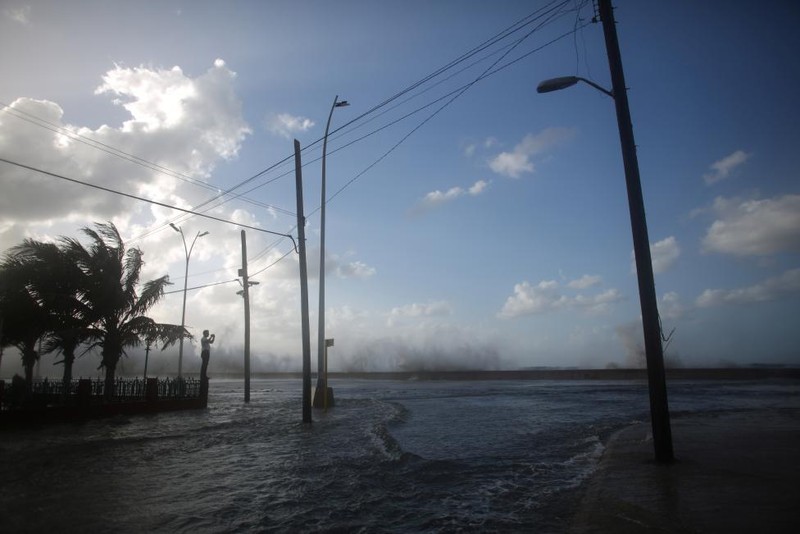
top-left (2, 376), bottom-right (203, 410)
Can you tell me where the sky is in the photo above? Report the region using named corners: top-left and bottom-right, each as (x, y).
top-left (1, 0), bottom-right (798, 377)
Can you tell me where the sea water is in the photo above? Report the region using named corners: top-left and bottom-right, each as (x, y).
top-left (1, 378), bottom-right (798, 532)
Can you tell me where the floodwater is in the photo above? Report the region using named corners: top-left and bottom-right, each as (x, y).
top-left (1, 377), bottom-right (798, 532)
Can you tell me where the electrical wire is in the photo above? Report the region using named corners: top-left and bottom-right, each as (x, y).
top-left (0, 156), bottom-right (298, 250)
top-left (135, 0), bottom-right (575, 242)
top-left (323, 11), bottom-right (588, 209)
top-left (163, 278), bottom-right (239, 295)
top-left (3, 2), bottom-right (587, 284)
top-left (183, 1), bottom-right (589, 279)
top-left (0, 102), bottom-right (295, 218)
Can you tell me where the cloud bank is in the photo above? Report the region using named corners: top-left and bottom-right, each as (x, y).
top-left (499, 276), bottom-right (622, 318)
top-left (703, 195), bottom-right (800, 256)
top-left (696, 268), bottom-right (800, 308)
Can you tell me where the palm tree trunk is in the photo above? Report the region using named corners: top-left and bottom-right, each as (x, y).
top-left (24, 362), bottom-right (34, 394)
top-left (22, 348), bottom-right (37, 396)
top-left (62, 353), bottom-right (75, 401)
top-left (104, 362), bottom-right (116, 400)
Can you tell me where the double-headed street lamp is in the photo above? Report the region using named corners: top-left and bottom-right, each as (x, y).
top-left (314, 95), bottom-right (349, 408)
top-left (170, 223), bottom-right (209, 378)
top-left (536, 0), bottom-right (673, 463)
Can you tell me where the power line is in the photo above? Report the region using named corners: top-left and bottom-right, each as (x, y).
top-left (0, 102), bottom-right (296, 218)
top-left (139, 0), bottom-right (575, 241)
top-left (163, 245), bottom-right (293, 295)
top-left (232, 2), bottom-right (584, 272)
top-left (0, 156), bottom-right (298, 250)
top-left (3, 1), bottom-right (581, 272)
top-left (163, 278), bottom-right (239, 295)
top-left (249, 247), bottom-right (294, 278)
top-left (323, 10), bottom-right (587, 209)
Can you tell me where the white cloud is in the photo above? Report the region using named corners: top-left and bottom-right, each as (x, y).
top-left (0, 60), bottom-right (251, 236)
top-left (489, 151), bottom-right (532, 178)
top-left (463, 138), bottom-right (497, 158)
top-left (424, 186), bottom-right (464, 205)
top-left (632, 236), bottom-right (680, 274)
top-left (388, 300), bottom-right (452, 326)
top-left (702, 195), bottom-right (800, 256)
top-left (418, 179), bottom-right (489, 209)
top-left (695, 268), bottom-right (800, 308)
top-left (4, 5), bottom-right (31, 25)
top-left (703, 150), bottom-right (750, 185)
top-left (568, 274), bottom-right (602, 289)
top-left (96, 65), bottom-right (196, 130)
top-left (468, 179), bottom-right (488, 195)
top-left (304, 249), bottom-right (376, 280)
top-left (488, 127), bottom-right (573, 178)
top-left (660, 291), bottom-right (686, 320)
top-left (498, 279), bottom-right (623, 318)
top-left (574, 289), bottom-right (624, 313)
top-left (336, 260), bottom-right (376, 279)
top-left (266, 112), bottom-right (315, 139)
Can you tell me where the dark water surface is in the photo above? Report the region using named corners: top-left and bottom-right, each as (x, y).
top-left (1, 378), bottom-right (798, 532)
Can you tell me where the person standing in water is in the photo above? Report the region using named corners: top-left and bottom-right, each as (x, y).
top-left (200, 330), bottom-right (215, 380)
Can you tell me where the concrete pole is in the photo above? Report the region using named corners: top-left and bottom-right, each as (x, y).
top-left (315, 95), bottom-right (346, 408)
top-left (240, 230), bottom-right (251, 403)
top-left (177, 232), bottom-right (189, 378)
top-left (598, 0), bottom-right (673, 462)
top-left (294, 139), bottom-right (313, 424)
top-left (171, 226), bottom-right (207, 378)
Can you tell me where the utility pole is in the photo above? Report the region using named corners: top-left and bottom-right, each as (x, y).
top-left (598, 0), bottom-right (673, 462)
top-left (294, 139), bottom-right (313, 424)
top-left (239, 230), bottom-right (251, 403)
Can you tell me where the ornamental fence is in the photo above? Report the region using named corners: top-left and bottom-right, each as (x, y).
top-left (1, 376), bottom-right (203, 410)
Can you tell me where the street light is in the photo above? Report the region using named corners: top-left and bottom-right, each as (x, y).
top-left (536, 0), bottom-right (673, 463)
top-left (170, 223), bottom-right (209, 378)
top-left (314, 95), bottom-right (349, 409)
top-left (537, 76), bottom-right (613, 98)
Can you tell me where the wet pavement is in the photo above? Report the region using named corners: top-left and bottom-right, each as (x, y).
top-left (571, 409), bottom-right (800, 533)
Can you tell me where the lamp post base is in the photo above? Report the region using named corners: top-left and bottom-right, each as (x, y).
top-left (312, 385), bottom-right (335, 409)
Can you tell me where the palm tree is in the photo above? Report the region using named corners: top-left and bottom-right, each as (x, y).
top-left (5, 239), bottom-right (94, 396)
top-left (141, 322), bottom-right (191, 378)
top-left (0, 257), bottom-right (50, 393)
top-left (63, 222), bottom-right (185, 399)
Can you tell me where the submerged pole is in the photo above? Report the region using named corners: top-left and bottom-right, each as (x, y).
top-left (294, 139), bottom-right (313, 424)
top-left (240, 230), bottom-right (251, 403)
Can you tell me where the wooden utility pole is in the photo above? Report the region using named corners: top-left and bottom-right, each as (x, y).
top-left (239, 230), bottom-right (251, 403)
top-left (294, 139), bottom-right (313, 424)
top-left (598, 0), bottom-right (673, 462)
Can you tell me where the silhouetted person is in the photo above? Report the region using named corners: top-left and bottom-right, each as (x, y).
top-left (200, 330), bottom-right (215, 381)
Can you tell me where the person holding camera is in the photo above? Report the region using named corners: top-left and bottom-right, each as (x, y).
top-left (200, 330), bottom-right (215, 380)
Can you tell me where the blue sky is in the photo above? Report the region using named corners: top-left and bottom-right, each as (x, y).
top-left (1, 0), bottom-right (798, 375)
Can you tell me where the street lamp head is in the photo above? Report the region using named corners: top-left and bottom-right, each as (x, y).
top-left (537, 76), bottom-right (614, 98)
top-left (537, 76), bottom-right (580, 94)
top-left (169, 223), bottom-right (180, 233)
top-left (199, 231), bottom-right (210, 237)
top-left (334, 100), bottom-right (350, 107)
